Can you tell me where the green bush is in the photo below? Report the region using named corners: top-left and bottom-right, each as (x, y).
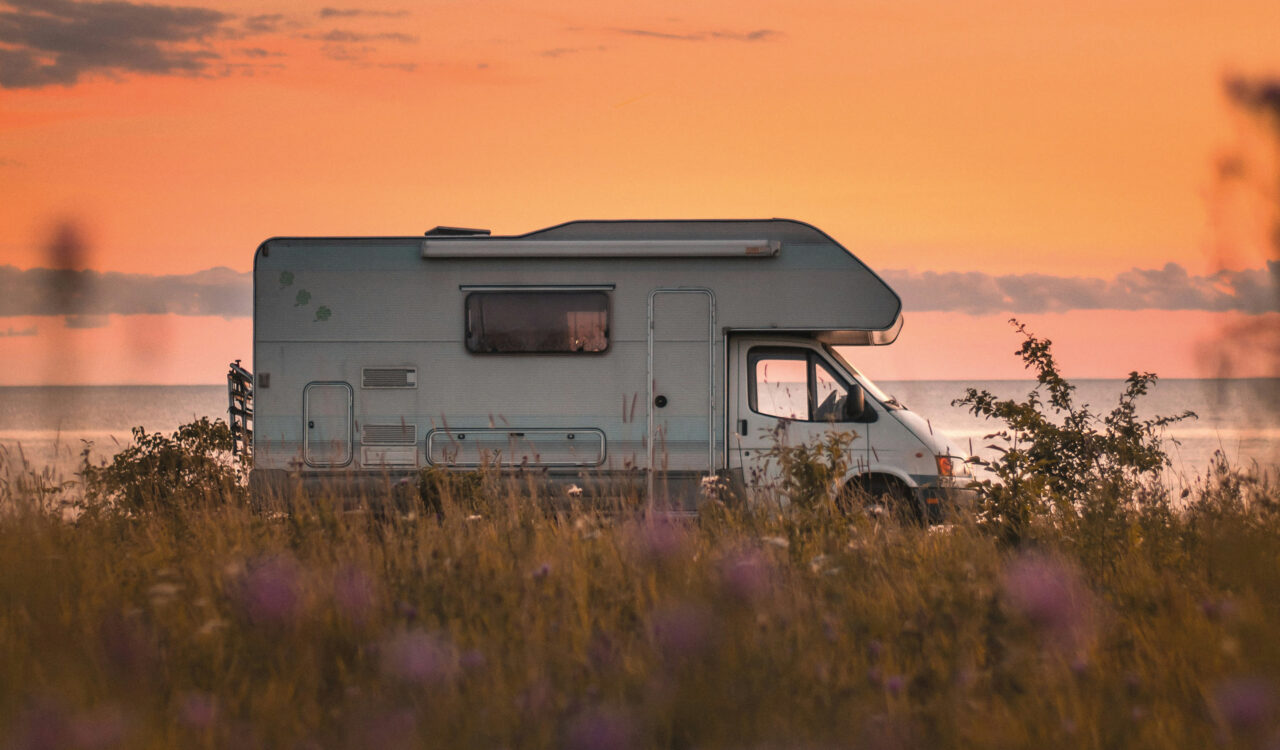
top-left (953, 320), bottom-right (1195, 545)
top-left (79, 417), bottom-right (246, 515)
top-left (416, 465), bottom-right (488, 517)
top-left (762, 425), bottom-right (857, 513)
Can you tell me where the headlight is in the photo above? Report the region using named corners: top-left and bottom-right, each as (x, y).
top-left (936, 454), bottom-right (972, 478)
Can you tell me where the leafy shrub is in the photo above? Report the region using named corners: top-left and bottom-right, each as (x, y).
top-left (954, 320), bottom-right (1195, 545)
top-left (416, 465), bottom-right (489, 518)
top-left (761, 425), bottom-right (856, 512)
top-left (80, 417), bottom-right (246, 514)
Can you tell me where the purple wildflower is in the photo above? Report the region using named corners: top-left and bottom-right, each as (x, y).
top-left (69, 705), bottom-right (127, 749)
top-left (459, 649), bottom-right (487, 672)
top-left (564, 707), bottom-right (637, 750)
top-left (1213, 677), bottom-right (1275, 732)
top-left (395, 600), bottom-right (418, 623)
top-left (1001, 552), bottom-right (1095, 651)
top-left (637, 520), bottom-right (688, 566)
top-left (516, 679), bottom-right (554, 716)
top-left (97, 612), bottom-right (154, 677)
top-left (379, 629), bottom-right (457, 686)
top-left (1201, 597), bottom-right (1240, 623)
top-left (234, 555), bottom-right (302, 626)
top-left (344, 709), bottom-right (417, 750)
top-left (7, 700), bottom-right (69, 750)
top-left (822, 616), bottom-right (839, 644)
top-left (332, 565), bottom-right (376, 625)
top-left (650, 602), bottom-right (714, 662)
top-left (718, 548), bottom-right (771, 603)
top-left (587, 631), bottom-right (617, 671)
top-left (532, 562), bottom-right (552, 581)
top-left (177, 692), bottom-right (217, 729)
top-left (885, 675), bottom-right (905, 696)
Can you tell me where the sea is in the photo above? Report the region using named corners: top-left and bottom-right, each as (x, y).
top-left (0, 380), bottom-right (1276, 484)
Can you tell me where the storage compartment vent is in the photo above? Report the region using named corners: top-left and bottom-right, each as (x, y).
top-left (363, 424), bottom-right (417, 445)
top-left (362, 367), bottom-right (417, 389)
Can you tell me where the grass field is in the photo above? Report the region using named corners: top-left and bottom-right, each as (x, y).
top-left (1, 439), bottom-right (1278, 749)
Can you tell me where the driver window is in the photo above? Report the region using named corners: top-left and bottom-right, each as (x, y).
top-left (753, 353), bottom-right (808, 420)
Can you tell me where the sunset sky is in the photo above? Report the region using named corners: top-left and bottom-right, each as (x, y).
top-left (2, 0), bottom-right (1278, 384)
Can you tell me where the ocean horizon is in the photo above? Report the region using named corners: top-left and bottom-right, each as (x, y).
top-left (2, 379), bottom-right (1276, 481)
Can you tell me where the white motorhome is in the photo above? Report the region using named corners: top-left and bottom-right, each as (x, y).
top-left (247, 219), bottom-right (973, 517)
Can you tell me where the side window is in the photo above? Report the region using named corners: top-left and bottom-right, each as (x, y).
top-left (751, 351), bottom-right (808, 420)
top-left (465, 291), bottom-right (609, 353)
top-left (749, 347), bottom-right (859, 422)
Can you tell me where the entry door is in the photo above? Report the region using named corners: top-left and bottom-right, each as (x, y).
top-left (647, 289), bottom-right (714, 478)
top-left (728, 338), bottom-right (868, 498)
top-left (304, 382), bottom-right (353, 467)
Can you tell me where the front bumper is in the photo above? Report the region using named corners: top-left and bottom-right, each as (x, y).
top-left (913, 481), bottom-right (980, 523)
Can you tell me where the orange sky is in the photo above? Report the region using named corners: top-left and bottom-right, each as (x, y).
top-left (1, 0), bottom-right (1278, 383)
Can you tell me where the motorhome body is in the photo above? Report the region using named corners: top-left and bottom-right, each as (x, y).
top-left (249, 219), bottom-right (972, 514)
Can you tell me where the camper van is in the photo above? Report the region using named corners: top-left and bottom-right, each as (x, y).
top-left (246, 219), bottom-right (973, 517)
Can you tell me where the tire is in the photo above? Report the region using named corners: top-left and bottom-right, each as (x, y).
top-left (840, 475), bottom-right (923, 525)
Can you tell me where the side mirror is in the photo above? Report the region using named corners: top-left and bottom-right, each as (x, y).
top-left (843, 385), bottom-right (866, 422)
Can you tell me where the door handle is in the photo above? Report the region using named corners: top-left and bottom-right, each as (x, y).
top-left (308, 420), bottom-right (315, 429)
top-left (738, 419), bottom-right (748, 436)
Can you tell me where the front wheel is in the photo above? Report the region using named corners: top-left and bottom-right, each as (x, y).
top-left (839, 475), bottom-right (923, 525)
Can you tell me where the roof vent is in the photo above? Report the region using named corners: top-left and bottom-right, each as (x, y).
top-left (425, 226), bottom-right (490, 237)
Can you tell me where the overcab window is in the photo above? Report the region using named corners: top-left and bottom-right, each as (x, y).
top-left (465, 291), bottom-right (610, 353)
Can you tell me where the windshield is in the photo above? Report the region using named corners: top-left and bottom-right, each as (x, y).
top-left (823, 345), bottom-right (904, 409)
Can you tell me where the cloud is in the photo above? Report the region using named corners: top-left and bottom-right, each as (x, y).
top-left (1, 261), bottom-right (1273, 323)
top-left (882, 261), bottom-right (1280, 315)
top-left (0, 265), bottom-right (251, 318)
top-left (609, 27), bottom-right (782, 43)
top-left (305, 29), bottom-right (416, 44)
top-left (378, 61), bottom-right (416, 72)
top-left (63, 314), bottom-right (109, 328)
top-left (318, 7), bottom-right (408, 19)
top-left (0, 324), bottom-right (36, 337)
top-left (239, 47), bottom-right (282, 58)
top-left (539, 45), bottom-right (607, 58)
top-left (0, 156), bottom-right (23, 166)
top-left (240, 13), bottom-right (285, 34)
top-left (303, 26), bottom-right (417, 67)
top-left (0, 0), bottom-right (237, 88)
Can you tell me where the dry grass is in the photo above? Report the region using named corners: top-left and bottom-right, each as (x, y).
top-left (1, 448), bottom-right (1279, 750)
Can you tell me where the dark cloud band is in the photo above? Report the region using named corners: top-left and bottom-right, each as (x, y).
top-left (0, 265), bottom-right (250, 318)
top-left (882, 261), bottom-right (1279, 315)
top-left (0, 261), bottom-right (1274, 320)
top-left (0, 0), bottom-right (232, 88)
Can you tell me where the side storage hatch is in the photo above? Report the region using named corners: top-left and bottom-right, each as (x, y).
top-left (304, 382), bottom-right (353, 467)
